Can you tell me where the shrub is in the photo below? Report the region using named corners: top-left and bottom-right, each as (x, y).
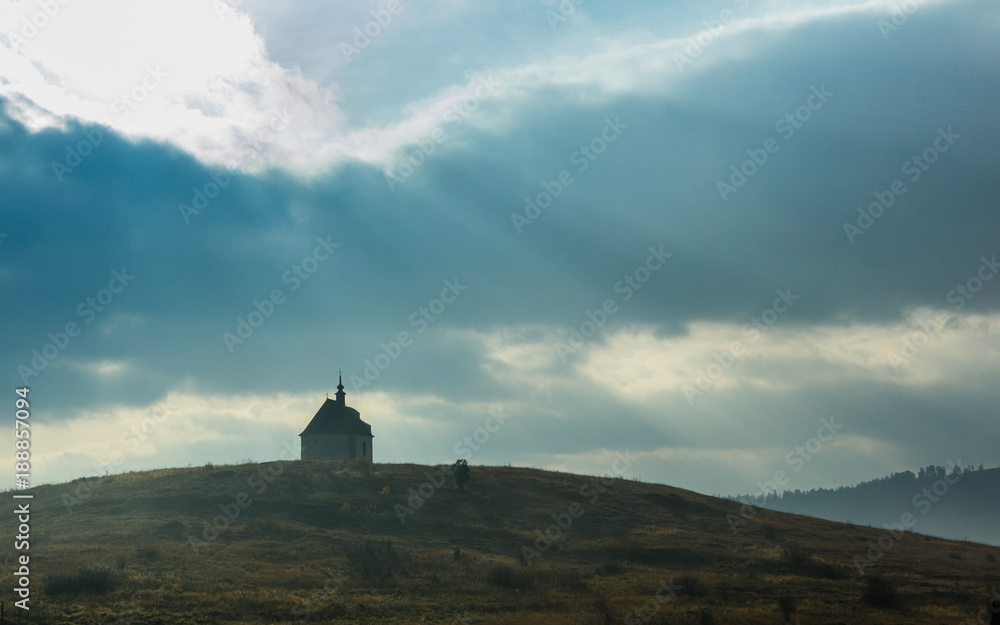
top-left (344, 540), bottom-right (408, 577)
top-left (780, 541), bottom-right (843, 579)
top-left (135, 546), bottom-right (161, 562)
top-left (592, 591), bottom-right (615, 625)
top-left (987, 553), bottom-right (995, 563)
top-left (809, 561), bottom-right (844, 579)
top-left (157, 520), bottom-right (186, 539)
top-left (353, 456), bottom-right (372, 479)
top-left (862, 574), bottom-right (902, 609)
top-left (677, 574), bottom-right (707, 597)
top-left (763, 523), bottom-right (780, 541)
top-left (246, 519), bottom-right (291, 540)
top-left (595, 559), bottom-right (624, 576)
top-left (487, 563), bottom-right (534, 590)
top-left (778, 595), bottom-right (798, 621)
top-left (453, 459), bottom-right (470, 490)
top-left (552, 570), bottom-right (589, 591)
top-left (45, 563), bottom-right (121, 596)
top-left (715, 579), bottom-right (730, 600)
top-left (780, 541), bottom-right (812, 567)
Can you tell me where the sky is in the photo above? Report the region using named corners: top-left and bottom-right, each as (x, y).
top-left (0, 0), bottom-right (998, 498)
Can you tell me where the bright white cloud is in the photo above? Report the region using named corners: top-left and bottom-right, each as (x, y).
top-left (456, 310), bottom-right (1000, 406)
top-left (0, 0), bottom-right (963, 175)
top-left (580, 310), bottom-right (1000, 401)
top-left (0, 0), bottom-right (344, 172)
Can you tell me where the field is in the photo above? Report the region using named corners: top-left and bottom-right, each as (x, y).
top-left (2, 460), bottom-right (998, 624)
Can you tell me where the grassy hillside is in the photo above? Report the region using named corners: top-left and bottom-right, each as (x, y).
top-left (2, 460), bottom-right (998, 624)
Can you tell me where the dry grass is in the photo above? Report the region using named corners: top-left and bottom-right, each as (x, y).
top-left (0, 461), bottom-right (997, 624)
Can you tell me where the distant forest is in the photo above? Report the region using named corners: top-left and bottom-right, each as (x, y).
top-left (732, 464), bottom-right (1000, 546)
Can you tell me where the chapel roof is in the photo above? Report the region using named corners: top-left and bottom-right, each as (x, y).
top-left (299, 375), bottom-right (373, 437)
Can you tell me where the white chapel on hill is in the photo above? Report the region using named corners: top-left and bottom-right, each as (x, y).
top-left (299, 374), bottom-right (374, 461)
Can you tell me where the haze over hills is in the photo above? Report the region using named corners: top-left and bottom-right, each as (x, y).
top-left (737, 464), bottom-right (1000, 547)
top-left (3, 461), bottom-right (998, 624)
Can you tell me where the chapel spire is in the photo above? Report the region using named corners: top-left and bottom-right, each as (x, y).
top-left (335, 369), bottom-right (346, 406)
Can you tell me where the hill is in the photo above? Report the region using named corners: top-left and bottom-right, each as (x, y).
top-left (2, 461), bottom-right (998, 624)
top-left (741, 465), bottom-right (1000, 546)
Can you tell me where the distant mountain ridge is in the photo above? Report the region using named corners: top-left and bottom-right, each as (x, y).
top-left (737, 464), bottom-right (1000, 546)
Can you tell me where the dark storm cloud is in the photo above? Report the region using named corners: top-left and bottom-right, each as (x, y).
top-left (1, 0), bottom-right (998, 493)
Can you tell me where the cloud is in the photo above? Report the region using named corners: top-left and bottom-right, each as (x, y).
top-left (0, 0), bottom-right (979, 176)
top-left (575, 311), bottom-right (1000, 402)
top-left (0, 0), bottom-right (344, 172)
top-left (0, 0), bottom-right (998, 496)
